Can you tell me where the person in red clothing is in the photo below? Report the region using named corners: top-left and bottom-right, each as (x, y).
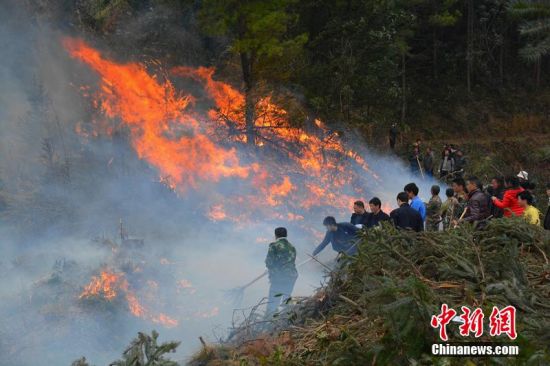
top-left (491, 176), bottom-right (525, 217)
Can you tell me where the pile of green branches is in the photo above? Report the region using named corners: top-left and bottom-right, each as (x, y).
top-left (276, 218), bottom-right (550, 365)
top-left (189, 218), bottom-right (549, 365)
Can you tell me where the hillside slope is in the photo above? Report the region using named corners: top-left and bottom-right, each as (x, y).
top-left (189, 219), bottom-right (550, 366)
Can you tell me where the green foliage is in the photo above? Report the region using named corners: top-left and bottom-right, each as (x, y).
top-left (72, 331), bottom-right (181, 366)
top-left (271, 219), bottom-right (549, 365)
top-left (509, 0), bottom-right (550, 63)
top-left (54, 0), bottom-right (550, 137)
top-left (429, 0), bottom-right (461, 27)
top-left (295, 0), bottom-right (415, 120)
top-left (200, 0), bottom-right (305, 56)
top-left (78, 0), bottom-right (132, 31)
top-left (111, 330), bottom-right (180, 366)
top-left (199, 0), bottom-right (307, 84)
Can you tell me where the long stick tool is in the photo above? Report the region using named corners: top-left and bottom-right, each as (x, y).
top-left (225, 257), bottom-right (315, 306)
top-left (416, 155), bottom-right (425, 179)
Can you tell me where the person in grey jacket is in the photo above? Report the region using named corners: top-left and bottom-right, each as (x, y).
top-left (439, 149), bottom-right (454, 179)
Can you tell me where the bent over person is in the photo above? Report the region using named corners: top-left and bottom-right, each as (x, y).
top-left (312, 216), bottom-right (359, 256)
top-left (265, 227), bottom-right (298, 315)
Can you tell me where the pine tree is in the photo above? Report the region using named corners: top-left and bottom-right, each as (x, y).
top-left (109, 331), bottom-right (180, 366)
top-left (199, 0), bottom-right (307, 145)
top-left (509, 0), bottom-right (550, 86)
top-left (71, 331), bottom-right (181, 366)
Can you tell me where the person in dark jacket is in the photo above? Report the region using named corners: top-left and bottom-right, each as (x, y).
top-left (462, 177), bottom-right (490, 227)
top-left (423, 147), bottom-right (435, 177)
top-left (410, 147), bottom-right (422, 174)
top-left (390, 192), bottom-right (424, 232)
top-left (544, 183), bottom-right (550, 230)
top-left (350, 200), bottom-right (369, 227)
top-left (486, 177), bottom-right (505, 218)
top-left (453, 150), bottom-right (466, 178)
top-left (265, 227), bottom-right (298, 315)
top-left (424, 147), bottom-right (435, 177)
top-left (365, 197), bottom-right (390, 228)
top-left (313, 216), bottom-right (360, 256)
top-left (389, 123), bottom-right (398, 150)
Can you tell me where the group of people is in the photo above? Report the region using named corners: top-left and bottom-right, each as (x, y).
top-left (263, 172), bottom-right (550, 315)
top-left (410, 140), bottom-right (467, 181)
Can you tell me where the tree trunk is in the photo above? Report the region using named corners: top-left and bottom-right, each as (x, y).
top-left (433, 28), bottom-right (438, 81)
top-left (240, 52), bottom-right (255, 145)
top-left (466, 0), bottom-right (474, 94)
top-left (499, 42), bottom-right (504, 87)
top-left (535, 58), bottom-right (541, 89)
top-left (401, 52), bottom-right (407, 124)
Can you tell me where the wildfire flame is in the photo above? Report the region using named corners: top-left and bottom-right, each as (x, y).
top-left (63, 37), bottom-right (379, 222)
top-left (79, 271), bottom-right (119, 301)
top-left (79, 270), bottom-right (178, 328)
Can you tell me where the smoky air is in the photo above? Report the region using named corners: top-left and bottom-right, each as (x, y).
top-left (0, 2), bottom-right (439, 365)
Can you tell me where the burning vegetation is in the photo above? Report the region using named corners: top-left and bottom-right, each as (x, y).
top-left (63, 37), bottom-right (381, 225)
top-left (78, 269), bottom-right (177, 327)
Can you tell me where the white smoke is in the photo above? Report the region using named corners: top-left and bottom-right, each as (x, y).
top-left (0, 2), bottom-right (442, 365)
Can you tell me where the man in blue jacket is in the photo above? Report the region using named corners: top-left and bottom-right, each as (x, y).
top-left (404, 182), bottom-right (426, 222)
top-left (312, 216), bottom-right (359, 256)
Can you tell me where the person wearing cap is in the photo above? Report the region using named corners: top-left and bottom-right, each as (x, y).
top-left (517, 171), bottom-right (538, 204)
top-left (517, 170), bottom-right (529, 185)
top-left (312, 216), bottom-right (360, 256)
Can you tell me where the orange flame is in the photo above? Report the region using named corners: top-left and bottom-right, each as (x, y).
top-left (64, 38), bottom-right (378, 222)
top-left (79, 271), bottom-right (120, 300)
top-left (80, 270), bottom-right (178, 328)
top-left (64, 38), bottom-right (250, 191)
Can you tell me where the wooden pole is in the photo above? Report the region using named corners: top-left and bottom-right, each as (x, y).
top-left (416, 155), bottom-right (425, 179)
top-left (239, 257), bottom-right (315, 291)
top-left (453, 207), bottom-right (469, 228)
